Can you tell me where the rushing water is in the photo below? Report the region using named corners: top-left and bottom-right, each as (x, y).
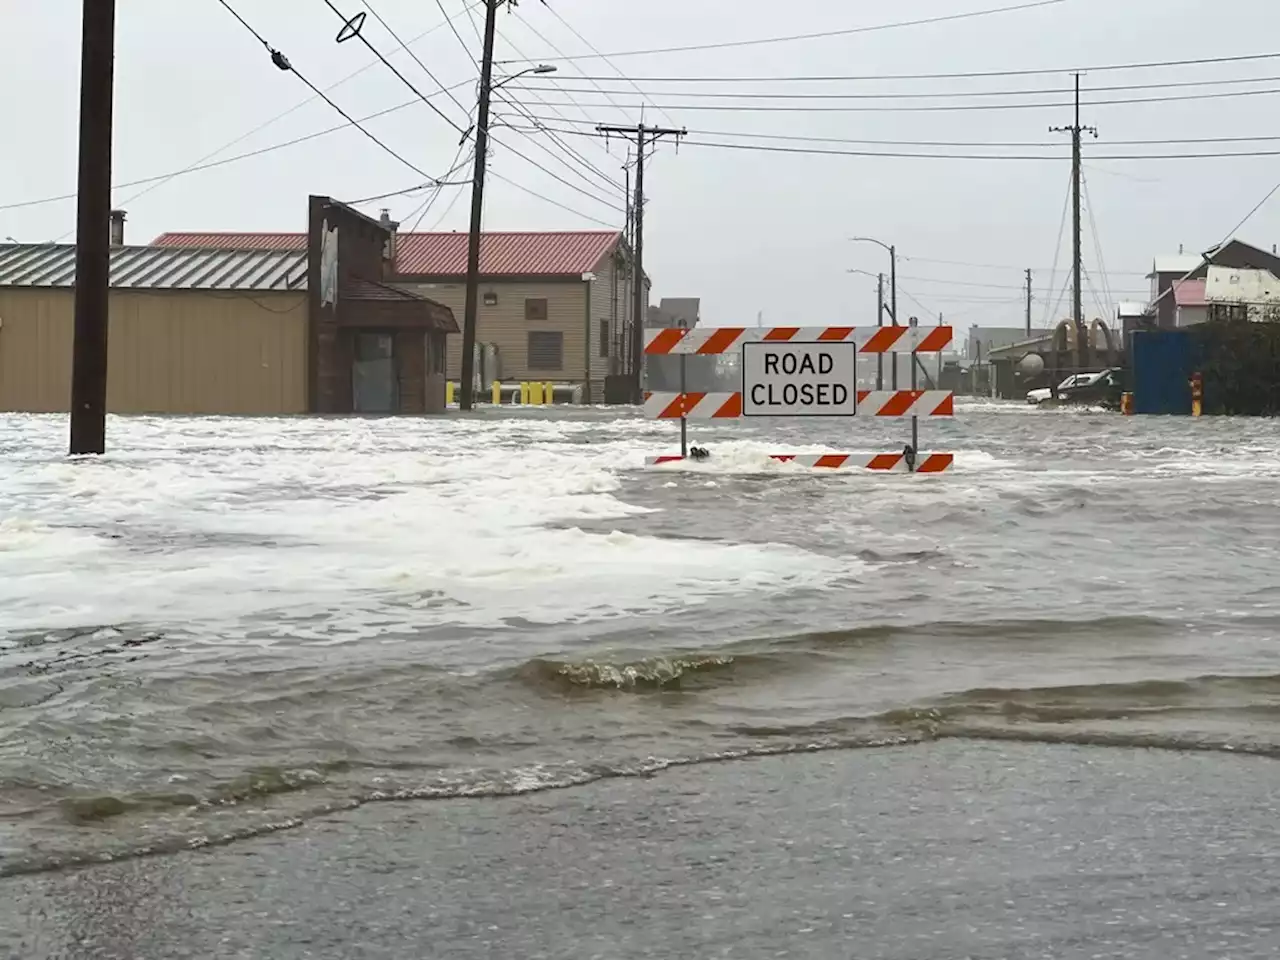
top-left (2, 402), bottom-right (1279, 877)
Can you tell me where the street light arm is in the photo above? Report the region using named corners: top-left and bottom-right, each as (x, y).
top-left (849, 236), bottom-right (892, 255)
top-left (492, 63), bottom-right (556, 92)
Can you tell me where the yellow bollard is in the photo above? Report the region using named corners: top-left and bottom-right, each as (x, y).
top-left (529, 381), bottom-right (544, 405)
top-left (491, 380), bottom-right (501, 405)
top-left (519, 382), bottom-right (530, 404)
top-left (544, 381), bottom-right (555, 404)
top-left (446, 381), bottom-right (455, 406)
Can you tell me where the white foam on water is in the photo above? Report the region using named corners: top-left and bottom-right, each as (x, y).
top-left (0, 415), bottom-right (854, 641)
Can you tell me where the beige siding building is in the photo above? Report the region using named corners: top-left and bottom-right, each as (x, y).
top-left (0, 245), bottom-right (309, 414)
top-left (153, 227), bottom-right (647, 403)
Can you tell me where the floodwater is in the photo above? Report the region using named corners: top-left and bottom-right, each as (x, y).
top-left (3, 402), bottom-right (1280, 894)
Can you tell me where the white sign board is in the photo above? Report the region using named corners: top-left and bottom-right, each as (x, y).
top-left (741, 341), bottom-right (856, 417)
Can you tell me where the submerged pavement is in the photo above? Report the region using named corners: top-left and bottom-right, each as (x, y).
top-left (6, 740), bottom-right (1280, 960)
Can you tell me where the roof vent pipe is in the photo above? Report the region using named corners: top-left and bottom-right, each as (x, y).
top-left (109, 209), bottom-right (126, 246)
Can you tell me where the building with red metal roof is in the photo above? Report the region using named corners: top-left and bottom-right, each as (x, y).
top-left (153, 217), bottom-right (646, 402)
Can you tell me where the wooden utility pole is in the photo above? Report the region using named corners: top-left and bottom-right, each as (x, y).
top-left (69, 0), bottom-right (117, 455)
top-left (596, 123), bottom-right (686, 404)
top-left (458, 0), bottom-right (501, 411)
top-left (1051, 73), bottom-right (1096, 371)
top-left (876, 272), bottom-right (884, 390)
top-left (1025, 268), bottom-right (1033, 335)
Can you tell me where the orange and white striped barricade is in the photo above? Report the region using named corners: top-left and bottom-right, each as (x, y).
top-left (641, 323), bottom-right (955, 472)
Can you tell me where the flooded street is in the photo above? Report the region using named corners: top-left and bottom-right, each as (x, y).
top-left (4, 403), bottom-right (1280, 956)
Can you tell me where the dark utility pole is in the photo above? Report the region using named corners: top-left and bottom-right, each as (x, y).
top-left (1051, 73), bottom-right (1096, 371)
top-left (890, 244), bottom-right (898, 390)
top-left (596, 123), bottom-right (686, 404)
top-left (1025, 268), bottom-right (1033, 335)
top-left (69, 0), bottom-right (117, 456)
top-left (876, 272), bottom-right (884, 390)
top-left (458, 0), bottom-right (501, 412)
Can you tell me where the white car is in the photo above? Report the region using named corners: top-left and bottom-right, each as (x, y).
top-left (1026, 371), bottom-right (1105, 405)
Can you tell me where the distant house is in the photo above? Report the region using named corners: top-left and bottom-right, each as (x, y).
top-left (1147, 239), bottom-right (1280, 328)
top-left (1172, 279), bottom-right (1208, 327)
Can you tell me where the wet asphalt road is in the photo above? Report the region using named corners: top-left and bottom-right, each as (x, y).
top-left (6, 740), bottom-right (1280, 960)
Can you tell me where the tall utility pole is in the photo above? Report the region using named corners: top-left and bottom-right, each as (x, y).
top-left (69, 0), bottom-right (117, 456)
top-left (596, 123), bottom-right (686, 404)
top-left (1025, 268), bottom-right (1033, 335)
top-left (876, 273), bottom-right (885, 390)
top-left (1050, 73), bottom-right (1096, 371)
top-left (458, 0), bottom-right (502, 412)
top-left (622, 155), bottom-right (632, 376)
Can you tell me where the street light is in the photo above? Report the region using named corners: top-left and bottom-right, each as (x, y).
top-left (493, 63), bottom-right (556, 91)
top-left (459, 61), bottom-right (558, 411)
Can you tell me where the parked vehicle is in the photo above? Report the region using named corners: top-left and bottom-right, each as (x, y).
top-left (1026, 369), bottom-right (1124, 407)
top-left (1027, 372), bottom-right (1102, 405)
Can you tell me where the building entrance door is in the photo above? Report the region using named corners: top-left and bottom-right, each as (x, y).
top-left (352, 332), bottom-right (398, 414)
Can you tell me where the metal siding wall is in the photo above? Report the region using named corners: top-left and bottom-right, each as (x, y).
top-left (1131, 329), bottom-right (1195, 415)
top-left (399, 281), bottom-right (587, 383)
top-left (0, 288), bottom-right (307, 413)
top-left (0, 289), bottom-right (75, 411)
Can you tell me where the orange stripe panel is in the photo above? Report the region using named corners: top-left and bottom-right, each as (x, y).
top-left (716, 393), bottom-right (744, 417)
top-left (861, 327), bottom-right (906, 353)
top-left (763, 327), bottom-right (801, 341)
top-left (817, 327), bottom-right (855, 341)
top-left (645, 328), bottom-right (686, 354)
top-left (856, 390), bottom-right (871, 404)
top-left (698, 328), bottom-right (745, 354)
top-left (916, 453), bottom-right (954, 473)
top-left (931, 393), bottom-right (955, 416)
top-left (663, 392), bottom-right (702, 418)
top-left (876, 390), bottom-right (924, 417)
top-left (813, 454), bottom-right (850, 468)
top-left (867, 453), bottom-right (903, 470)
top-left (916, 326), bottom-right (953, 352)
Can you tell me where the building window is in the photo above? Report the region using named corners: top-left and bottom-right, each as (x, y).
top-left (525, 298), bottom-right (548, 322)
top-left (528, 331), bottom-right (563, 371)
top-left (598, 319), bottom-right (609, 357)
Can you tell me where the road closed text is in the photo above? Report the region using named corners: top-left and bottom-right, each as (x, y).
top-left (741, 341), bottom-right (857, 417)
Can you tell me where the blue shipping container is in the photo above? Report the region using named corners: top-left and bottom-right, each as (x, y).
top-left (1131, 329), bottom-right (1201, 415)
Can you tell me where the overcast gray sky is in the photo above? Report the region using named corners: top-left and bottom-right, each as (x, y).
top-left (4, 0), bottom-right (1280, 333)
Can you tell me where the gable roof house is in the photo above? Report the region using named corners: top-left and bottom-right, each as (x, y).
top-left (153, 224), bottom-right (646, 401)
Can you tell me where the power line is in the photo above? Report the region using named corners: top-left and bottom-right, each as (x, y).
top-left (319, 0), bottom-right (469, 135)
top-left (488, 169), bottom-right (620, 227)
top-left (0, 93), bottom-right (459, 213)
top-left (212, 0), bottom-right (446, 179)
top-left (534, 125), bottom-right (1280, 161)
top-left (507, 84), bottom-right (1280, 114)
top-left (541, 0), bottom-right (680, 129)
top-left (511, 73), bottom-right (1280, 102)
top-left (493, 93), bottom-right (624, 193)
top-left (544, 50), bottom-right (1280, 84)
top-left (87, 2), bottom-right (481, 230)
top-left (902, 255), bottom-right (1149, 275)
top-left (496, 0), bottom-right (1070, 62)
top-left (358, 0), bottom-right (472, 118)
top-left (433, 0), bottom-right (477, 61)
top-left (489, 134), bottom-right (625, 212)
top-left (506, 112), bottom-right (1280, 150)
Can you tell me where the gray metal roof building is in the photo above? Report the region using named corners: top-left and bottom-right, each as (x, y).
top-left (0, 243), bottom-right (307, 291)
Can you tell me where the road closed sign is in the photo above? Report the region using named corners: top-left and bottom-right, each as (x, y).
top-left (741, 341), bottom-right (857, 417)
